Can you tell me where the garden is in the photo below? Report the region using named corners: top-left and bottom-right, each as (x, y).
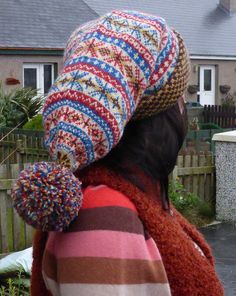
top-left (0, 85), bottom-right (236, 295)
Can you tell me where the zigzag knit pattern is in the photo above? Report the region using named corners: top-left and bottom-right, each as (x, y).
top-left (43, 10), bottom-right (188, 171)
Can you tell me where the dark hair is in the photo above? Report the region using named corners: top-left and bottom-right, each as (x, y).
top-left (99, 101), bottom-right (187, 209)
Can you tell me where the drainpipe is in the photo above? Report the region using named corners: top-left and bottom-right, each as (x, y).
top-left (219, 0), bottom-right (236, 14)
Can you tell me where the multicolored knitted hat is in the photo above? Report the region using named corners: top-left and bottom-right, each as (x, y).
top-left (12, 10), bottom-right (190, 231)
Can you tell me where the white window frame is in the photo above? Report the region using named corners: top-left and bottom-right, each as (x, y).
top-left (23, 63), bottom-right (54, 95)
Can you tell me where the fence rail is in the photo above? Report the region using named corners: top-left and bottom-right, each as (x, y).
top-left (0, 152), bottom-right (215, 253)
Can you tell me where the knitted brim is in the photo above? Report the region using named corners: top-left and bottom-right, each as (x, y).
top-left (133, 30), bottom-right (190, 120)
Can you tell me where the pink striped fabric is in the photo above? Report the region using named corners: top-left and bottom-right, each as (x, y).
top-left (42, 185), bottom-right (171, 296)
top-left (46, 230), bottom-right (162, 260)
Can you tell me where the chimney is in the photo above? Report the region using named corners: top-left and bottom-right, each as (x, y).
top-left (219, 0), bottom-right (236, 14)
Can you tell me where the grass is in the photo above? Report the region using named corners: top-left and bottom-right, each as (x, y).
top-left (0, 270), bottom-right (30, 296)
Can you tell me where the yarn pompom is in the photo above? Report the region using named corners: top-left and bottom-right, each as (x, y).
top-left (12, 162), bottom-right (83, 231)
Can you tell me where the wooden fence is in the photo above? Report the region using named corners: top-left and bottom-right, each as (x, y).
top-left (0, 152), bottom-right (215, 253)
top-left (2, 127), bottom-right (236, 166)
top-left (172, 152), bottom-right (215, 202)
top-left (0, 128), bottom-right (223, 166)
top-left (0, 164), bottom-right (34, 255)
top-left (203, 105), bottom-right (236, 128)
top-left (0, 128), bottom-right (50, 171)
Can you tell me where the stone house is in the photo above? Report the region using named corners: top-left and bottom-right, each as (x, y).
top-left (0, 0), bottom-right (236, 106)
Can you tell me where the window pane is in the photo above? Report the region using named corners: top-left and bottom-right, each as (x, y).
top-left (24, 68), bottom-right (37, 89)
top-left (44, 65), bottom-right (52, 94)
top-left (204, 69), bottom-right (211, 91)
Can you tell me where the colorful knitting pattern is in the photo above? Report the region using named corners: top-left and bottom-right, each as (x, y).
top-left (43, 10), bottom-right (184, 171)
top-left (12, 162), bottom-right (82, 231)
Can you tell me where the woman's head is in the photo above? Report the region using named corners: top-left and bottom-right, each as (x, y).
top-left (100, 96), bottom-right (187, 208)
top-left (12, 11), bottom-right (190, 231)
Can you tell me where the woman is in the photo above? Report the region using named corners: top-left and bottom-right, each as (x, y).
top-left (12, 10), bottom-right (224, 296)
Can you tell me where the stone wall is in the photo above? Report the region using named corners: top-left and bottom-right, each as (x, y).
top-left (213, 131), bottom-right (236, 221)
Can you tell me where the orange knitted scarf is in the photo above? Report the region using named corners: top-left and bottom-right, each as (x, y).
top-left (31, 165), bottom-right (224, 296)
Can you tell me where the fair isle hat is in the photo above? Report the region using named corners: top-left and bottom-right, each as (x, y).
top-left (12, 10), bottom-right (190, 231)
top-left (43, 10), bottom-right (190, 171)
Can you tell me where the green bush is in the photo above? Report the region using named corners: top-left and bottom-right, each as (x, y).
top-left (23, 114), bottom-right (43, 131)
top-left (0, 83), bottom-right (44, 128)
top-left (169, 179), bottom-right (198, 211)
top-left (169, 179), bottom-right (215, 226)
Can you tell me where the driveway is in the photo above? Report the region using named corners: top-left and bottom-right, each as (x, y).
top-left (200, 223), bottom-right (236, 296)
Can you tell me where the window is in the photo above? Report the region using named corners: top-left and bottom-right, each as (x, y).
top-left (204, 69), bottom-right (212, 91)
top-left (23, 63), bottom-right (55, 94)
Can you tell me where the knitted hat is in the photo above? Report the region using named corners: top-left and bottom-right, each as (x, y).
top-left (12, 10), bottom-right (190, 231)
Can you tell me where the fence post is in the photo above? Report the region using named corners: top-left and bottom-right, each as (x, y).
top-left (172, 165), bottom-right (178, 181)
top-left (16, 139), bottom-right (24, 171)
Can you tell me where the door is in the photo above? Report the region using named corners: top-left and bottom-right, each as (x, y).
top-left (198, 66), bottom-right (215, 106)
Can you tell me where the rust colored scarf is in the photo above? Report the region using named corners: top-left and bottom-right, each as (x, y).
top-left (31, 165), bottom-right (224, 296)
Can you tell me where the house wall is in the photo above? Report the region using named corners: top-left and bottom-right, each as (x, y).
top-left (0, 55), bottom-right (63, 92)
top-left (1, 55), bottom-right (236, 106)
top-left (188, 59), bottom-right (236, 105)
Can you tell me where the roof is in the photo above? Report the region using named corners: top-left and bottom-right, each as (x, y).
top-left (84, 0), bottom-right (236, 58)
top-left (0, 0), bottom-right (236, 57)
top-left (0, 0), bottom-right (98, 49)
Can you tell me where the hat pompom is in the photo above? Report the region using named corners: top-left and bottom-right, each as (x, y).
top-left (12, 162), bottom-right (83, 231)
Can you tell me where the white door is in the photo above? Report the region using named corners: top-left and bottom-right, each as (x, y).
top-left (198, 66), bottom-right (215, 106)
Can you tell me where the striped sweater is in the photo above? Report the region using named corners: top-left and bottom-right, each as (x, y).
top-left (42, 184), bottom-right (172, 296)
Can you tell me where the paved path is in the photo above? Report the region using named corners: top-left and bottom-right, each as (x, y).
top-left (200, 223), bottom-right (236, 296)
